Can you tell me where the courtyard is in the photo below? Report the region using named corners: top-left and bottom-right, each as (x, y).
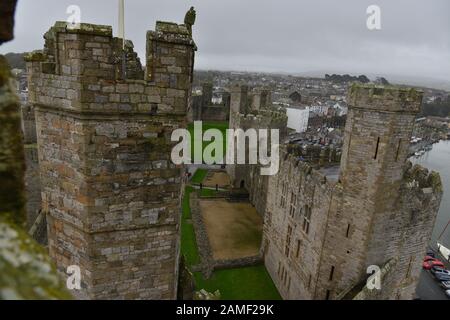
top-left (199, 199), bottom-right (263, 260)
top-left (180, 162), bottom-right (280, 300)
top-left (202, 171), bottom-right (231, 189)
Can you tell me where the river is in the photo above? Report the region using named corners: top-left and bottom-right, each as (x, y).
top-left (411, 140), bottom-right (450, 248)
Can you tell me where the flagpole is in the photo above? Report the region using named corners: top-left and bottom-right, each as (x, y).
top-left (118, 0), bottom-right (126, 78)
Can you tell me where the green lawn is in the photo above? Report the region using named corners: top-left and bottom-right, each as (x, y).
top-left (199, 188), bottom-right (218, 197)
top-left (180, 184), bottom-right (281, 300)
top-left (191, 169), bottom-right (208, 184)
top-left (180, 187), bottom-right (200, 266)
top-left (188, 121), bottom-right (228, 163)
top-left (193, 265), bottom-right (281, 300)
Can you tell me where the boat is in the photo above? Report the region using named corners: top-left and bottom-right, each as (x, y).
top-left (436, 218), bottom-right (450, 262)
top-left (437, 242), bottom-right (450, 262)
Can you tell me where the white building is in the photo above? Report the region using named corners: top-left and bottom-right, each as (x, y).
top-left (286, 106), bottom-right (310, 133)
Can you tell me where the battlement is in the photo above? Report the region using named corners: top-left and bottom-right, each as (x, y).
top-left (404, 161), bottom-right (443, 193)
top-left (49, 21), bottom-right (112, 37)
top-left (286, 142), bottom-right (342, 167)
top-left (279, 146), bottom-right (336, 191)
top-left (148, 21), bottom-right (195, 46)
top-left (26, 21), bottom-right (195, 115)
top-left (347, 83), bottom-right (423, 113)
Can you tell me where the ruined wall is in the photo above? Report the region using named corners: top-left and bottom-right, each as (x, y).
top-left (27, 21), bottom-right (196, 299)
top-left (190, 82), bottom-right (229, 122)
top-left (200, 106), bottom-right (228, 122)
top-left (250, 88), bottom-right (271, 112)
top-left (227, 98), bottom-right (288, 205)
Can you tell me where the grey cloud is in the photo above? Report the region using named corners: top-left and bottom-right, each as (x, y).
top-left (1, 0), bottom-right (449, 84)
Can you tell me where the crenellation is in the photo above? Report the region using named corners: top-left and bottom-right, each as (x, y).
top-left (27, 19), bottom-right (196, 299)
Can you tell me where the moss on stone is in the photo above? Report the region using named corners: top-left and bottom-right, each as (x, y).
top-left (0, 217), bottom-right (72, 300)
top-left (0, 56), bottom-right (12, 87)
top-left (23, 50), bottom-right (46, 62)
top-left (428, 171), bottom-right (443, 193)
top-left (0, 55), bottom-right (26, 227)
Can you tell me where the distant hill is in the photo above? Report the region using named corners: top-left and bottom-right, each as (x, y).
top-left (4, 52), bottom-right (27, 70)
top-left (325, 74), bottom-right (370, 84)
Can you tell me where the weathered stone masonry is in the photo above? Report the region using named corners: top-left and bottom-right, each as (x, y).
top-left (234, 84), bottom-right (443, 299)
top-left (26, 21), bottom-right (196, 299)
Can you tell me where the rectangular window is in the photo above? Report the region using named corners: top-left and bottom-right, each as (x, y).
top-left (280, 182), bottom-right (287, 209)
top-left (295, 240), bottom-right (301, 258)
top-left (285, 225), bottom-right (292, 257)
top-left (289, 192), bottom-right (297, 217)
top-left (303, 205), bottom-right (312, 234)
top-left (374, 137), bottom-right (380, 160)
top-left (345, 223), bottom-right (351, 238)
top-left (395, 139), bottom-right (402, 161)
top-left (329, 266), bottom-right (335, 281)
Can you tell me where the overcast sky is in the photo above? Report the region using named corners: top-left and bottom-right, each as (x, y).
top-left (2, 0), bottom-right (449, 86)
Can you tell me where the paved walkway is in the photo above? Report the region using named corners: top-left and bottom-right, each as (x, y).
top-left (416, 270), bottom-right (448, 300)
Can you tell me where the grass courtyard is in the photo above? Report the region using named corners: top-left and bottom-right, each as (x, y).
top-left (191, 168), bottom-right (208, 184)
top-left (193, 266), bottom-right (281, 300)
top-left (180, 182), bottom-right (281, 300)
top-left (187, 121), bottom-right (228, 163)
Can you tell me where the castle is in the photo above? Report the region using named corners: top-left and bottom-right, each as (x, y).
top-left (227, 83), bottom-right (443, 299)
top-left (21, 18), bottom-right (443, 300)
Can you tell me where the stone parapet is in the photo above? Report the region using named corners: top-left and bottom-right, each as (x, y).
top-left (347, 83), bottom-right (423, 113)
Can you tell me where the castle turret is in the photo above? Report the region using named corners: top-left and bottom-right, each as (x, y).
top-left (230, 83), bottom-right (248, 115)
top-left (314, 84), bottom-right (441, 300)
top-left (27, 21), bottom-right (196, 299)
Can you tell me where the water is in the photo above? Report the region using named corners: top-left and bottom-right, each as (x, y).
top-left (411, 140), bottom-right (450, 248)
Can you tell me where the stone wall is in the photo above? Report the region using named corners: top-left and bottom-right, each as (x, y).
top-left (227, 85), bottom-right (288, 219)
top-left (258, 84), bottom-right (443, 300)
top-left (27, 21), bottom-right (196, 299)
top-left (190, 82), bottom-right (230, 122)
top-left (21, 104), bottom-right (42, 230)
top-left (263, 149), bottom-right (336, 299)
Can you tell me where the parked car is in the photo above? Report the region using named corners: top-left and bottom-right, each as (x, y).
top-left (431, 266), bottom-right (447, 274)
top-left (446, 290), bottom-right (450, 298)
top-left (441, 281), bottom-right (450, 290)
top-left (431, 267), bottom-right (450, 281)
top-left (424, 255), bottom-right (435, 262)
top-left (423, 258), bottom-right (445, 270)
top-left (437, 273), bottom-right (450, 282)
top-left (426, 251), bottom-right (436, 258)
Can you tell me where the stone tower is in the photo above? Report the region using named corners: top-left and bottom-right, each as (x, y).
top-left (315, 84), bottom-right (440, 299)
top-left (201, 82), bottom-right (213, 107)
top-left (26, 21), bottom-right (196, 299)
top-left (230, 83), bottom-right (248, 115)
